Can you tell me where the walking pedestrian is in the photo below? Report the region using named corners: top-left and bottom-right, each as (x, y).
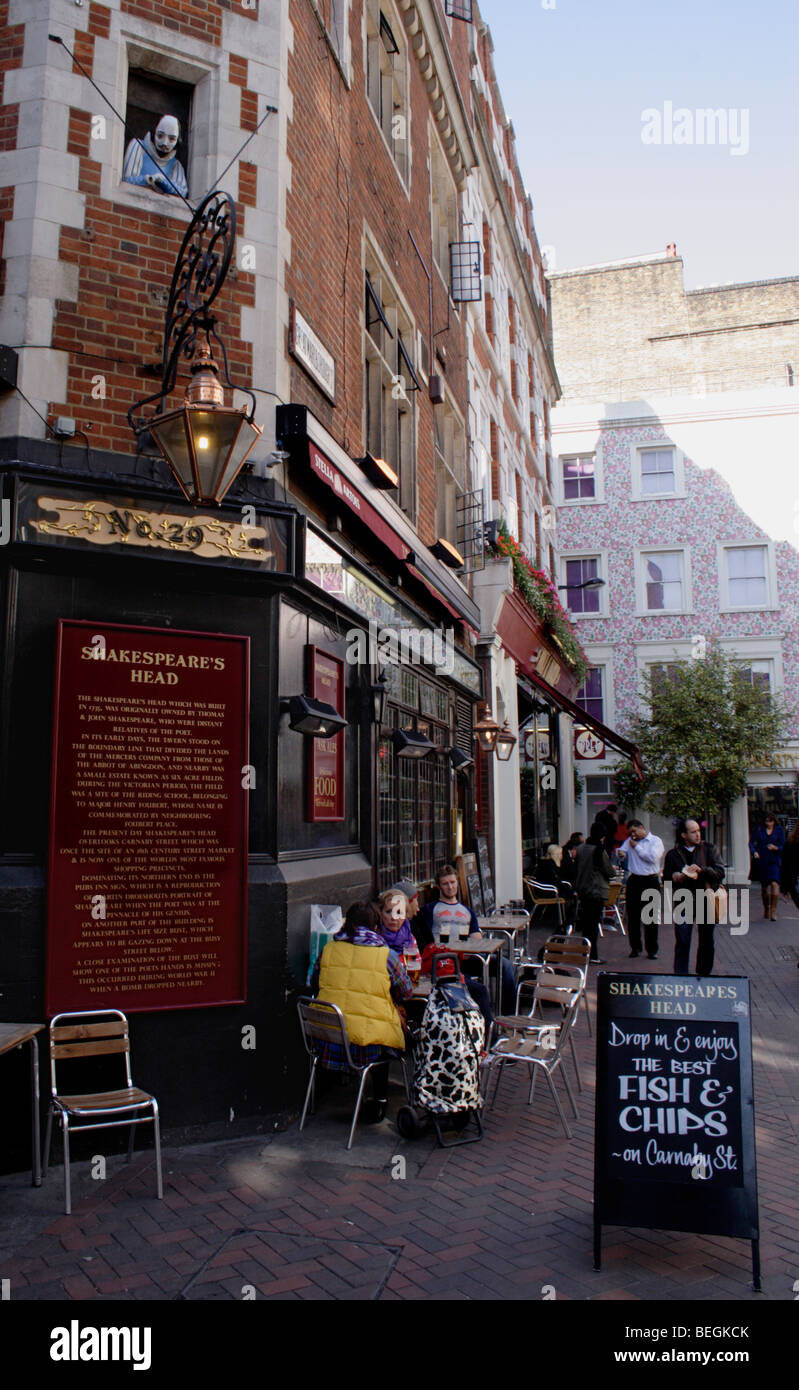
top-left (573, 821), bottom-right (612, 963)
top-left (618, 818), bottom-right (664, 959)
top-left (663, 818), bottom-right (725, 976)
top-left (749, 814), bottom-right (785, 920)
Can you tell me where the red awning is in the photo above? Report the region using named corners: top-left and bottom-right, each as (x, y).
top-left (308, 443), bottom-right (409, 562)
top-left (404, 562), bottom-right (462, 621)
top-left (522, 668), bottom-right (642, 778)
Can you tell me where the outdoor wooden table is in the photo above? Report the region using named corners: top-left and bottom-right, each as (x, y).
top-left (0, 1022), bottom-right (45, 1186)
top-left (477, 914), bottom-right (530, 954)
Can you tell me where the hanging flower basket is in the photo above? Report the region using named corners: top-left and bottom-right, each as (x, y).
top-left (489, 521), bottom-right (589, 684)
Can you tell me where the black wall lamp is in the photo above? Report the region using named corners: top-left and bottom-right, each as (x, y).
top-left (368, 671), bottom-right (388, 726)
top-left (392, 728), bottom-right (434, 759)
top-left (129, 190), bottom-right (262, 505)
top-left (447, 746), bottom-right (474, 772)
top-left (356, 451), bottom-right (399, 490)
top-left (280, 695), bottom-right (348, 738)
top-left (430, 537), bottom-right (464, 569)
top-left (558, 577), bottom-right (605, 592)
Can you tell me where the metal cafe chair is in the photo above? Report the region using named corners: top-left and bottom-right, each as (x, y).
top-left (523, 877), bottom-right (568, 930)
top-left (601, 880), bottom-right (627, 937)
top-left (484, 974), bottom-right (581, 1139)
top-left (43, 1010), bottom-right (163, 1216)
top-left (297, 997), bottom-right (409, 1151)
top-left (516, 932), bottom-right (593, 1041)
top-left (497, 962), bottom-right (586, 1092)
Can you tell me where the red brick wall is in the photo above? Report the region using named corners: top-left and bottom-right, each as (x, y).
top-left (0, 1), bottom-right (23, 155)
top-left (285, 0), bottom-right (472, 549)
top-left (44, 6), bottom-right (259, 452)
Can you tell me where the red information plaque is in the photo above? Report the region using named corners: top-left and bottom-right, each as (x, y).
top-left (307, 646), bottom-right (345, 822)
top-left (45, 620), bottom-right (250, 1014)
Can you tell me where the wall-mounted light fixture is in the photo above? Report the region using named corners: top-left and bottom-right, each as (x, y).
top-left (280, 695), bottom-right (347, 738)
top-left (392, 728), bottom-right (434, 759)
top-left (473, 702), bottom-right (500, 754)
top-left (430, 537), bottom-right (464, 570)
top-left (356, 451), bottom-right (399, 490)
top-left (494, 721), bottom-right (517, 762)
top-left (369, 671), bottom-right (388, 726)
top-left (447, 746), bottom-right (474, 772)
top-left (129, 191), bottom-right (263, 506)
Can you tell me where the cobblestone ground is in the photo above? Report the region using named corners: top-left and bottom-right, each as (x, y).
top-left (2, 892), bottom-right (798, 1307)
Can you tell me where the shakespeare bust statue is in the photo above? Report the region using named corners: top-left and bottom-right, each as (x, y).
top-left (123, 114), bottom-right (188, 197)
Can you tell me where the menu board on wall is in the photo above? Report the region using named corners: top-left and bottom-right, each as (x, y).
top-left (594, 973), bottom-right (760, 1286)
top-left (476, 835), bottom-right (495, 915)
top-left (46, 620), bottom-right (249, 1014)
top-left (307, 646), bottom-right (345, 822)
top-left (457, 852), bottom-right (484, 917)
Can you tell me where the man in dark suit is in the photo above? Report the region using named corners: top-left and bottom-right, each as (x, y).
top-left (663, 818), bottom-right (725, 976)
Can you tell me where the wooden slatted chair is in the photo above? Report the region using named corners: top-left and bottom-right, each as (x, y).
top-left (601, 880), bottom-right (627, 936)
top-left (483, 974), bottom-right (581, 1138)
top-left (496, 961), bottom-right (586, 1092)
top-left (43, 1010), bottom-right (162, 1215)
top-left (516, 933), bottom-right (593, 1042)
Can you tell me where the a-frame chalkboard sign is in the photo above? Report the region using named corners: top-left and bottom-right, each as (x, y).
top-left (594, 973), bottom-right (760, 1289)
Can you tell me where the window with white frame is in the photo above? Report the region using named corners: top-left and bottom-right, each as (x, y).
top-left (576, 667), bottom-right (604, 723)
top-left (434, 395), bottom-right (466, 546)
top-left (365, 2), bottom-right (409, 182)
top-left (561, 454), bottom-right (596, 501)
top-left (722, 544), bottom-right (772, 609)
top-left (649, 662), bottom-right (683, 693)
top-left (737, 659), bottom-right (773, 693)
top-left (430, 132), bottom-right (459, 286)
top-left (631, 443), bottom-right (684, 500)
top-left (364, 248), bottom-right (418, 519)
top-left (562, 555), bottom-right (603, 615)
top-left (638, 549), bottom-right (688, 613)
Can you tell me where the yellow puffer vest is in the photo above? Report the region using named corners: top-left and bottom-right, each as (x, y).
top-left (317, 940), bottom-right (405, 1050)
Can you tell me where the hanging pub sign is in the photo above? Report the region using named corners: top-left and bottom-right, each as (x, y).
top-left (594, 973), bottom-right (760, 1288)
top-left (308, 646), bottom-right (345, 821)
top-left (46, 620), bottom-right (249, 1014)
top-left (574, 725), bottom-right (605, 760)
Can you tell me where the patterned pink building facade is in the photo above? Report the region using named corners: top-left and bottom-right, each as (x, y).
top-left (548, 251), bottom-right (799, 879)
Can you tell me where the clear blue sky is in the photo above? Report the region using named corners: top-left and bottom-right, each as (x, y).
top-left (481, 0), bottom-right (798, 288)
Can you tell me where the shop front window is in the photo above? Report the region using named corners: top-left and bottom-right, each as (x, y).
top-left (377, 678), bottom-right (453, 888)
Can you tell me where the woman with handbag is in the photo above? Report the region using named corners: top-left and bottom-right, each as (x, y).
top-left (750, 814), bottom-right (785, 920)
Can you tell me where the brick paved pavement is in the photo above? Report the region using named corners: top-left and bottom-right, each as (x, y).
top-left (2, 891), bottom-right (798, 1304)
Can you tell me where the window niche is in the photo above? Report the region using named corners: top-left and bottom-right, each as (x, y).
top-left (112, 44), bottom-right (217, 214)
top-left (122, 67), bottom-right (193, 199)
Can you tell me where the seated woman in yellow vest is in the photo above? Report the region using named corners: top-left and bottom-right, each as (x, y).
top-left (314, 901), bottom-right (413, 1123)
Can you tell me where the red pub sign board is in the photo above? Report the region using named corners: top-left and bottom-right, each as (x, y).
top-left (574, 726), bottom-right (606, 760)
top-left (46, 620), bottom-right (250, 1014)
top-left (308, 646), bottom-right (345, 821)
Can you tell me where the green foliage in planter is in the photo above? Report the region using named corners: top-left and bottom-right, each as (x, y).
top-left (490, 521), bottom-right (588, 684)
